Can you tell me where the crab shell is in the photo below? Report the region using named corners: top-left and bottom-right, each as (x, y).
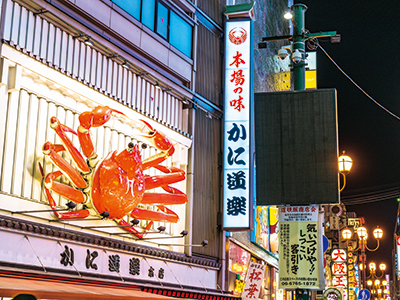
top-left (91, 144), bottom-right (145, 219)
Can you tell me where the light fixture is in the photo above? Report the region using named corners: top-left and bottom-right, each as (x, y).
top-left (122, 60), bottom-right (130, 69)
top-left (338, 150), bottom-right (353, 192)
top-left (84, 37), bottom-right (94, 47)
top-left (357, 226), bottom-right (367, 239)
top-left (284, 10), bottom-right (293, 19)
top-left (131, 219), bottom-right (140, 226)
top-left (374, 279), bottom-right (380, 286)
top-left (157, 226), bottom-right (166, 232)
top-left (382, 280), bottom-right (388, 286)
top-left (367, 280), bottom-right (372, 286)
top-left (369, 262), bottom-right (376, 272)
top-left (342, 228), bottom-right (352, 240)
top-left (379, 263), bottom-right (386, 271)
top-left (373, 227), bottom-right (383, 239)
top-left (338, 151), bottom-right (353, 174)
top-left (155, 82), bottom-right (162, 90)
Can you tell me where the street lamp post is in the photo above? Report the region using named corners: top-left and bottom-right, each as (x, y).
top-left (343, 226), bottom-right (383, 289)
top-left (367, 277), bottom-right (388, 300)
top-left (291, 4), bottom-right (307, 91)
top-left (338, 151), bottom-right (353, 192)
top-left (368, 262), bottom-right (386, 279)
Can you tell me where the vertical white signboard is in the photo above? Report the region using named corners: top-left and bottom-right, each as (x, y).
top-left (223, 19), bottom-right (252, 230)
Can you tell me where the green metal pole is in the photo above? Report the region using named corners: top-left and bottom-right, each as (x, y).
top-left (292, 4), bottom-right (307, 91)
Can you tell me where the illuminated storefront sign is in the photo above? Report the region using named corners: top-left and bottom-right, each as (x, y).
top-left (242, 262), bottom-right (265, 300)
top-left (223, 14), bottom-right (253, 230)
top-left (397, 236), bottom-right (400, 279)
top-left (278, 205), bottom-right (324, 289)
top-left (0, 230), bottom-right (217, 288)
top-left (331, 249), bottom-right (348, 300)
top-left (251, 205), bottom-right (279, 255)
top-left (229, 241), bottom-right (251, 279)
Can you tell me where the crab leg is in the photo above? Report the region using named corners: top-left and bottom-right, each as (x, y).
top-left (116, 219), bottom-right (153, 239)
top-left (131, 205), bottom-right (180, 223)
top-left (49, 117), bottom-right (89, 173)
top-left (144, 165), bottom-right (186, 190)
top-left (77, 106), bottom-right (125, 158)
top-left (42, 170), bottom-right (91, 219)
top-left (43, 142), bottom-right (87, 188)
top-left (131, 165), bottom-right (188, 223)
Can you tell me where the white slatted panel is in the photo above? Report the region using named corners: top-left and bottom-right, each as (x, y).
top-left (10, 0), bottom-right (185, 131)
top-left (0, 89), bottom-right (180, 232)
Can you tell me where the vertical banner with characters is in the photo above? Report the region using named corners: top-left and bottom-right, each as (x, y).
top-left (242, 262), bottom-right (266, 300)
top-left (278, 205), bottom-right (324, 289)
top-left (223, 4), bottom-right (254, 231)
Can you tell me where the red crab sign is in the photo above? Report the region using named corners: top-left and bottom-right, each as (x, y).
top-left (40, 106), bottom-right (187, 238)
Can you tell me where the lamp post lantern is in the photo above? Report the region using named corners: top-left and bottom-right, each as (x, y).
top-left (342, 226), bottom-right (383, 289)
top-left (339, 151), bottom-right (353, 191)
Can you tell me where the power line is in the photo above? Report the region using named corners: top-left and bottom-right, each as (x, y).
top-left (314, 40), bottom-right (400, 121)
top-left (341, 184), bottom-right (400, 205)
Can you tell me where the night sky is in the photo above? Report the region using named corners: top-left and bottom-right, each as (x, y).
top-left (294, 1), bottom-right (400, 278)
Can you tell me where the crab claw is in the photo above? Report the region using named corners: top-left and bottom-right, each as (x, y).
top-left (139, 120), bottom-right (175, 170)
top-left (140, 119), bottom-right (175, 155)
top-left (77, 106), bottom-right (125, 158)
top-left (79, 106), bottom-right (125, 130)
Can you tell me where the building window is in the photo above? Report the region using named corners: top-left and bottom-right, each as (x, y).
top-left (112, 0), bottom-right (141, 20)
top-left (142, 0), bottom-right (155, 31)
top-left (112, 0), bottom-right (192, 58)
top-left (156, 2), bottom-right (168, 39)
top-left (170, 11), bottom-right (192, 57)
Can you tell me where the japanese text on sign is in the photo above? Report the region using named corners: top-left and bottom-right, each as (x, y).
top-left (223, 19), bottom-right (252, 230)
top-left (242, 262), bottom-right (265, 300)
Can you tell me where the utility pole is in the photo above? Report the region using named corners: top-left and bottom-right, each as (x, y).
top-left (259, 4), bottom-right (341, 300)
top-left (261, 3), bottom-right (340, 91)
top-left (292, 4), bottom-right (307, 91)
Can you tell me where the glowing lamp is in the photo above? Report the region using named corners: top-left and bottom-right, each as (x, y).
top-left (373, 227), bottom-right (383, 239)
top-left (379, 263), bottom-right (386, 271)
top-left (342, 228), bottom-right (352, 240)
top-left (369, 262), bottom-right (376, 272)
top-left (357, 227), bottom-right (367, 239)
top-left (338, 151), bottom-right (353, 174)
top-left (284, 11), bottom-right (293, 19)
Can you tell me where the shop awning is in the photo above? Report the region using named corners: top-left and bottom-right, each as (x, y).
top-left (0, 275), bottom-right (179, 300)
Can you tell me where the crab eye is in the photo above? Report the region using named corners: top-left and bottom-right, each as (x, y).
top-left (127, 142), bottom-right (135, 153)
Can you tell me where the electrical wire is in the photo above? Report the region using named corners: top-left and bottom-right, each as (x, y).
top-left (311, 39), bottom-right (400, 121)
top-left (341, 183), bottom-right (400, 205)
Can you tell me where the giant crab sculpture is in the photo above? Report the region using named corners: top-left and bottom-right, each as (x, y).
top-left (40, 106), bottom-right (187, 238)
